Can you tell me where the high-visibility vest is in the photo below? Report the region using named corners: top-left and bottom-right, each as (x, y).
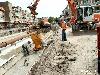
top-left (60, 21), bottom-right (68, 30)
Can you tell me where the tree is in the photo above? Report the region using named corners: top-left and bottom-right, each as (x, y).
top-left (48, 17), bottom-right (55, 24)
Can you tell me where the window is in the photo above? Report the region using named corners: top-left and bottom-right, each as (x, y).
top-left (95, 6), bottom-right (100, 13)
top-left (22, 17), bottom-right (26, 19)
top-left (1, 15), bottom-right (4, 18)
top-left (88, 7), bottom-right (93, 15)
top-left (77, 8), bottom-right (83, 21)
top-left (83, 0), bottom-right (88, 4)
top-left (95, 0), bottom-right (99, 2)
top-left (84, 7), bottom-right (93, 17)
top-left (84, 7), bottom-right (88, 17)
top-left (78, 8), bottom-right (83, 16)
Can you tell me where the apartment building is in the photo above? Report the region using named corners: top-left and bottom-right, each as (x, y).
top-left (0, 1), bottom-right (34, 29)
top-left (0, 1), bottom-right (13, 29)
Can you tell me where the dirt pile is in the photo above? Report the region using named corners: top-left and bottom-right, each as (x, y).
top-left (29, 40), bottom-right (77, 75)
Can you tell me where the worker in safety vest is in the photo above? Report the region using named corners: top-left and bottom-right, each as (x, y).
top-left (59, 19), bottom-right (68, 41)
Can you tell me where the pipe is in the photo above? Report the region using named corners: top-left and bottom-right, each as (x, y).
top-left (0, 32), bottom-right (35, 48)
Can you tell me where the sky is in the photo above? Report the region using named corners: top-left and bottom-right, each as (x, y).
top-left (0, 0), bottom-right (68, 18)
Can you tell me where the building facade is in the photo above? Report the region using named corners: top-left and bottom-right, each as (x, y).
top-left (0, 1), bottom-right (34, 29)
top-left (0, 1), bottom-right (13, 22)
top-left (11, 6), bottom-right (22, 23)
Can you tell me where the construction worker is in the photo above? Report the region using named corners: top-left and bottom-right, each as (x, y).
top-left (59, 19), bottom-right (68, 41)
top-left (22, 41), bottom-right (31, 56)
top-left (31, 29), bottom-right (42, 51)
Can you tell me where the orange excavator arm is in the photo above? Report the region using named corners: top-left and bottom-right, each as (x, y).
top-left (67, 0), bottom-right (77, 18)
top-left (27, 0), bottom-right (40, 19)
top-left (67, 0), bottom-right (77, 24)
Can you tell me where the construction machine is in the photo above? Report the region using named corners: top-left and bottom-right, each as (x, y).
top-left (67, 0), bottom-right (100, 32)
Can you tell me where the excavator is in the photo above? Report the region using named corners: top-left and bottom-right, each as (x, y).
top-left (67, 0), bottom-right (100, 31)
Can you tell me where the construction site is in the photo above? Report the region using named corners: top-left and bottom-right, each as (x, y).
top-left (0, 0), bottom-right (100, 75)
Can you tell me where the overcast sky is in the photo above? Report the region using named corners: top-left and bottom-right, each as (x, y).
top-left (0, 0), bottom-right (67, 17)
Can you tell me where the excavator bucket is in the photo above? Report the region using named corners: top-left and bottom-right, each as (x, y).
top-left (31, 33), bottom-right (42, 50)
